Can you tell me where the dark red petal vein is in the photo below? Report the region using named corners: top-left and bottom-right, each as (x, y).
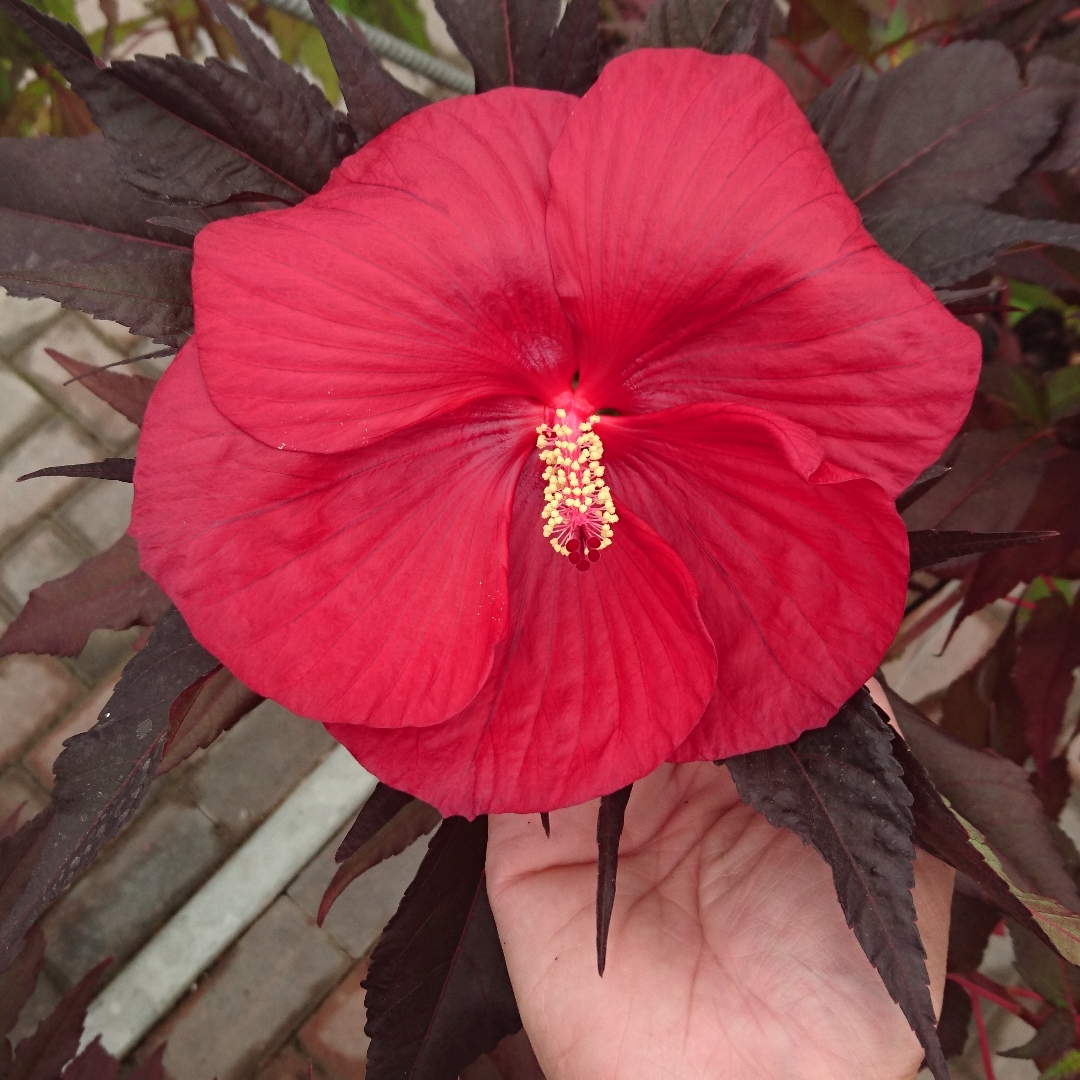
top-left (546, 48), bottom-right (980, 496)
top-left (194, 87), bottom-right (578, 454)
top-left (600, 402), bottom-right (909, 759)
top-left (131, 340), bottom-right (538, 729)
top-left (329, 467), bottom-right (717, 817)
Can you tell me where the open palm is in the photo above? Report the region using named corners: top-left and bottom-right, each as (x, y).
top-left (486, 757), bottom-right (953, 1080)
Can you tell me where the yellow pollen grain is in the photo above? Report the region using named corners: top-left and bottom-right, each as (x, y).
top-left (535, 415), bottom-right (619, 559)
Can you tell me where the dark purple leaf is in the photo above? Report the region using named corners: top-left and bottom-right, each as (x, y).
top-left (0, 608), bottom-right (218, 972)
top-left (1000, 1006), bottom-right (1077, 1059)
top-left (885, 684), bottom-right (1080, 913)
top-left (18, 459), bottom-right (133, 483)
top-left (957, 449), bottom-right (1080, 623)
top-left (1010, 917), bottom-right (1080, 1008)
top-left (536, 0), bottom-right (597, 95)
top-left (888, 724), bottom-right (1043, 937)
top-left (937, 893), bottom-right (1001, 1058)
top-left (0, 135), bottom-right (193, 345)
top-left (46, 350), bottom-right (155, 427)
top-left (540, 812), bottom-right (550, 837)
top-left (434, 0), bottom-right (559, 91)
top-left (809, 41), bottom-right (1071, 215)
top-left (307, 0), bottom-right (424, 141)
top-left (632, 0), bottom-right (772, 56)
top-left (336, 783), bottom-right (414, 863)
top-left (0, 0), bottom-right (324, 206)
top-left (1012, 592), bottom-right (1080, 779)
top-left (318, 797), bottom-right (440, 925)
top-left (909, 528), bottom-right (1058, 571)
top-left (895, 462), bottom-right (952, 513)
top-left (1028, 55), bottom-right (1080, 171)
top-left (363, 816), bottom-right (521, 1080)
top-left (157, 664), bottom-right (263, 774)
top-left (126, 1044), bottom-right (165, 1080)
top-left (0, 535), bottom-right (169, 660)
top-left (595, 783), bottom-right (632, 978)
top-left (0, 812), bottom-right (54, 931)
top-left (0, 926), bottom-right (45, 1041)
top-left (864, 203), bottom-right (1080, 288)
top-left (485, 1029), bottom-right (545, 1080)
top-left (9, 960), bottom-right (108, 1080)
top-left (61, 1039), bottom-right (120, 1080)
top-left (726, 690), bottom-right (946, 1080)
top-left (206, 0), bottom-right (357, 159)
top-left (901, 429), bottom-right (1053, 537)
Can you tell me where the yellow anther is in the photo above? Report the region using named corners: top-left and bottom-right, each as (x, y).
top-left (535, 413), bottom-right (618, 565)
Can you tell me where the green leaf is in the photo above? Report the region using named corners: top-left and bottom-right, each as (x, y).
top-left (84, 14), bottom-right (150, 54)
top-left (957, 813), bottom-right (1080, 965)
top-left (1009, 280), bottom-right (1073, 326)
top-left (25, 0), bottom-right (78, 30)
top-left (1042, 1049), bottom-right (1080, 1080)
top-left (1048, 367), bottom-right (1080, 422)
top-left (330, 0), bottom-right (430, 50)
top-left (805, 0), bottom-right (870, 56)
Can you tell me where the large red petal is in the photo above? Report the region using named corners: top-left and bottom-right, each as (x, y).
top-left (545, 49), bottom-right (980, 496)
top-left (131, 341), bottom-right (538, 728)
top-left (194, 88), bottom-right (577, 454)
top-left (328, 468), bottom-right (717, 817)
top-left (599, 403), bottom-right (909, 760)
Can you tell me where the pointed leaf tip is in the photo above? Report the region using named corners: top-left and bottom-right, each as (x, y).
top-left (908, 529), bottom-right (1059, 571)
top-left (306, 0), bottom-right (424, 143)
top-left (0, 534), bottom-right (169, 660)
top-left (17, 459), bottom-right (134, 483)
top-left (318, 797), bottom-right (439, 926)
top-left (727, 690), bottom-right (949, 1080)
top-left (595, 783), bottom-right (633, 978)
top-left (46, 349), bottom-right (156, 427)
top-left (335, 783), bottom-right (414, 863)
top-left (363, 816), bottom-right (520, 1080)
top-left (540, 811), bottom-right (550, 837)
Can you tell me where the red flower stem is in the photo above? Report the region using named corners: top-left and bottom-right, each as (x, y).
top-left (775, 39), bottom-right (833, 86)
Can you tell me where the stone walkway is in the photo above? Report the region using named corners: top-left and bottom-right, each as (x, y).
top-left (0, 290), bottom-right (428, 1080)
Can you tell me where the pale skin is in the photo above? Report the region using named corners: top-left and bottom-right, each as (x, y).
top-left (486, 682), bottom-right (955, 1080)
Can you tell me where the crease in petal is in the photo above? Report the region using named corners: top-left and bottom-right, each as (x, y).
top-left (546, 48), bottom-right (980, 495)
top-left (328, 464), bottom-right (717, 817)
top-left (598, 402), bottom-right (910, 760)
top-left (194, 87), bottom-right (578, 454)
top-left (131, 340), bottom-right (540, 729)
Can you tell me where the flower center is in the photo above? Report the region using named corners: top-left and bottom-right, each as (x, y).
top-left (536, 408), bottom-right (618, 572)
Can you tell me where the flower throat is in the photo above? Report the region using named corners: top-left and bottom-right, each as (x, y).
top-left (537, 409), bottom-right (618, 571)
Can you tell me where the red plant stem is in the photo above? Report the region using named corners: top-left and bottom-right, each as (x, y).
top-left (868, 19), bottom-right (951, 59)
top-left (1055, 956), bottom-right (1080, 1045)
top-left (1003, 594), bottom-right (1039, 610)
top-left (891, 586), bottom-right (965, 656)
top-left (970, 989), bottom-right (998, 1080)
top-left (950, 973), bottom-right (1045, 1029)
top-left (775, 38), bottom-right (833, 86)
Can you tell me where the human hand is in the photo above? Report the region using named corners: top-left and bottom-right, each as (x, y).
top-left (486, 719), bottom-right (953, 1080)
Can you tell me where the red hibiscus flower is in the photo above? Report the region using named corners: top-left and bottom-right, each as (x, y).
top-left (130, 47), bottom-right (979, 818)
